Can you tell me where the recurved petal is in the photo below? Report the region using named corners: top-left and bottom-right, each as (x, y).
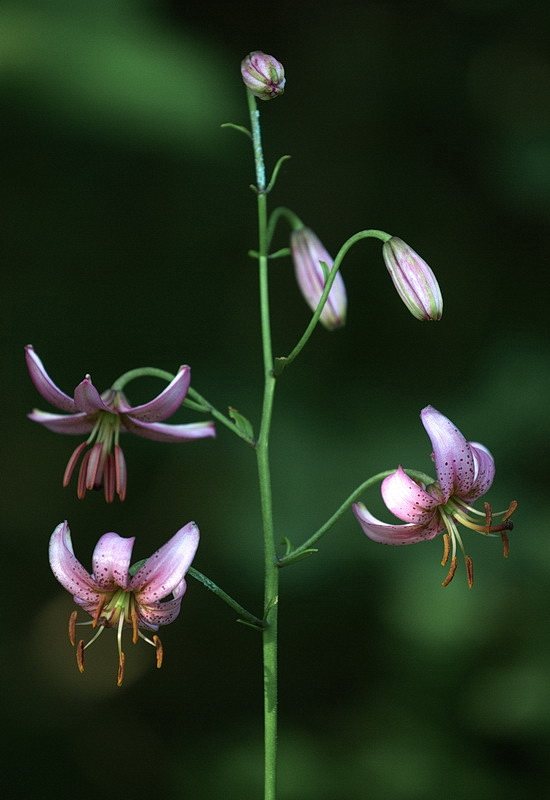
top-left (49, 521), bottom-right (101, 603)
top-left (130, 522), bottom-right (199, 601)
top-left (352, 502), bottom-right (442, 544)
top-left (381, 466), bottom-right (440, 523)
top-left (27, 409), bottom-right (95, 435)
top-left (121, 366), bottom-right (191, 421)
top-left (420, 406), bottom-right (475, 501)
top-left (92, 532), bottom-right (135, 590)
top-left (74, 377), bottom-right (112, 414)
top-left (465, 442), bottom-right (495, 501)
top-left (25, 346), bottom-right (77, 413)
top-left (137, 590), bottom-right (186, 629)
top-left (122, 417), bottom-right (216, 442)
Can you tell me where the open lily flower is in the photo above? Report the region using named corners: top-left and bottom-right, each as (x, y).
top-left (49, 521), bottom-right (199, 685)
top-left (353, 406), bottom-right (516, 586)
top-left (26, 345), bottom-right (216, 501)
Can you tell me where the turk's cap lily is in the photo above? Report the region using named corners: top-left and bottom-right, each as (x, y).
top-left (241, 51), bottom-right (285, 100)
top-left (382, 237), bottom-right (443, 321)
top-left (290, 226), bottom-right (347, 330)
top-left (353, 406), bottom-right (516, 586)
top-left (49, 521), bottom-right (200, 685)
top-left (26, 345), bottom-right (216, 501)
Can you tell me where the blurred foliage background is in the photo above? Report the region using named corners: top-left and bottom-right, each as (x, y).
top-left (2, 0), bottom-right (549, 797)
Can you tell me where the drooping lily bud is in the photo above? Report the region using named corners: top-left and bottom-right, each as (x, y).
top-left (382, 236), bottom-right (443, 321)
top-left (291, 227), bottom-right (347, 330)
top-left (241, 51), bottom-right (285, 101)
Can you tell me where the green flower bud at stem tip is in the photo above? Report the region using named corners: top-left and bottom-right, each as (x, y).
top-left (382, 237), bottom-right (443, 321)
top-left (241, 51), bottom-right (285, 100)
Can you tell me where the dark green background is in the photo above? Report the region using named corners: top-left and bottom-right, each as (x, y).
top-left (3, 0), bottom-right (549, 797)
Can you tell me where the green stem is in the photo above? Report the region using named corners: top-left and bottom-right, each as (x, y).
top-left (111, 366), bottom-right (254, 446)
top-left (187, 567), bottom-right (264, 629)
top-left (247, 87), bottom-right (279, 800)
top-left (277, 468), bottom-right (434, 567)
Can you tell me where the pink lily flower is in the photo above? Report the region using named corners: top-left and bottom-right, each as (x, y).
top-left (49, 520), bottom-right (199, 685)
top-left (353, 406), bottom-right (516, 587)
top-left (26, 345), bottom-right (216, 502)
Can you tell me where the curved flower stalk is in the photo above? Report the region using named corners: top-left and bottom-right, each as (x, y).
top-left (49, 521), bottom-right (199, 685)
top-left (290, 226), bottom-right (347, 330)
top-left (353, 406), bottom-right (516, 586)
top-left (26, 346), bottom-right (216, 501)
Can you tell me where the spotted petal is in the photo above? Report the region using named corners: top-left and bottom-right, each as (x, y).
top-left (137, 589), bottom-right (187, 629)
top-left (130, 522), bottom-right (200, 602)
top-left (352, 502), bottom-right (443, 544)
top-left (49, 522), bottom-right (101, 603)
top-left (381, 466), bottom-right (440, 523)
top-left (465, 442), bottom-right (495, 501)
top-left (121, 366), bottom-right (191, 422)
top-left (25, 346), bottom-right (77, 413)
top-left (92, 532), bottom-right (135, 590)
top-left (421, 406), bottom-right (476, 502)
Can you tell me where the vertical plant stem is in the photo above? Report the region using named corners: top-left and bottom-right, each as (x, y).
top-left (247, 88), bottom-right (279, 800)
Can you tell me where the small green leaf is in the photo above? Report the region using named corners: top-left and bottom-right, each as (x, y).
top-left (221, 122), bottom-right (252, 139)
top-left (279, 536), bottom-right (294, 556)
top-left (228, 407), bottom-right (254, 439)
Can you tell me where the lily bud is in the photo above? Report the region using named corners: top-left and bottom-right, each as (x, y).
top-left (291, 227), bottom-right (347, 330)
top-left (241, 51), bottom-right (285, 101)
top-left (382, 237), bottom-right (443, 321)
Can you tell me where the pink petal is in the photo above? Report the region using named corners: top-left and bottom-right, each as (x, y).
top-left (92, 532), bottom-right (135, 590)
top-left (352, 502), bottom-right (443, 544)
top-left (49, 521), bottom-right (101, 603)
top-left (381, 466), bottom-right (440, 523)
top-left (122, 417), bottom-right (216, 442)
top-left (137, 590), bottom-right (186, 629)
top-left (74, 376), bottom-right (112, 414)
top-left (25, 346), bottom-right (77, 413)
top-left (465, 442), bottom-right (495, 501)
top-left (27, 410), bottom-right (95, 434)
top-left (120, 366), bottom-right (191, 422)
top-left (130, 522), bottom-right (199, 602)
top-left (420, 406), bottom-right (476, 502)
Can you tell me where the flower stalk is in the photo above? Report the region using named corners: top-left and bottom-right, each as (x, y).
top-left (246, 81), bottom-right (279, 800)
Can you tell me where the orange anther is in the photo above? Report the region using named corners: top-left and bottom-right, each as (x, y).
top-left (76, 640), bottom-right (85, 674)
top-left (442, 556), bottom-right (457, 587)
top-left (465, 556), bottom-right (474, 588)
top-left (68, 611), bottom-right (77, 646)
top-left (501, 531), bottom-right (510, 558)
top-left (502, 500), bottom-right (518, 524)
top-left (117, 652), bottom-right (125, 687)
top-left (441, 533), bottom-right (451, 566)
top-left (154, 635), bottom-right (163, 669)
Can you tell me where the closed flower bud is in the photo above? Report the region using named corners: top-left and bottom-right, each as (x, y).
top-left (291, 227), bottom-right (347, 330)
top-left (382, 237), bottom-right (443, 321)
top-left (241, 51), bottom-right (285, 101)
